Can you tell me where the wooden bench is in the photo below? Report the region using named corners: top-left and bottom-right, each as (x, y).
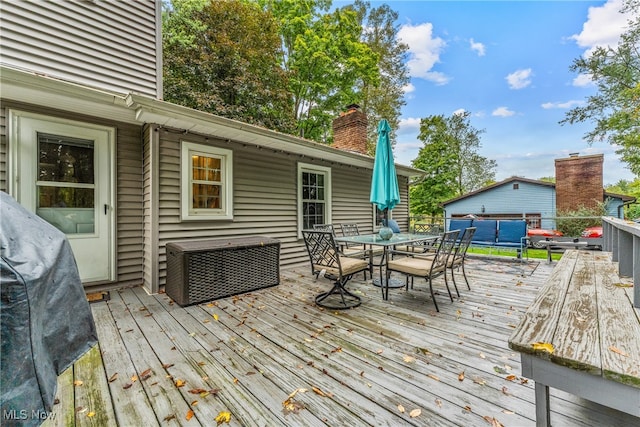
top-left (536, 239), bottom-right (589, 263)
top-left (509, 250), bottom-right (640, 426)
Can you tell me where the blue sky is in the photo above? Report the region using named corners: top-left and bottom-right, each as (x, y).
top-left (339, 0), bottom-right (636, 185)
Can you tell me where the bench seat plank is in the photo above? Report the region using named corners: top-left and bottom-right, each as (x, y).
top-left (550, 251), bottom-right (601, 374)
top-left (594, 253), bottom-right (640, 388)
top-left (508, 250), bottom-right (579, 356)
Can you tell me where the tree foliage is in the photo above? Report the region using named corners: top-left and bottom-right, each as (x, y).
top-left (258, 0), bottom-right (382, 141)
top-left (409, 112), bottom-right (497, 217)
top-left (561, 0), bottom-right (640, 175)
top-left (351, 0), bottom-right (409, 152)
top-left (606, 178), bottom-right (640, 218)
top-left (163, 0), bottom-right (295, 132)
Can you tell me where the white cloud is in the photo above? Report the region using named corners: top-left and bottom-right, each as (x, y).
top-left (506, 68), bottom-right (533, 89)
top-left (403, 82), bottom-right (416, 94)
top-left (398, 117), bottom-right (421, 135)
top-left (541, 100), bottom-right (584, 109)
top-left (397, 23), bottom-right (449, 84)
top-left (492, 107), bottom-right (515, 117)
top-left (452, 108), bottom-right (466, 116)
top-left (571, 0), bottom-right (629, 57)
top-left (572, 73), bottom-right (595, 87)
top-left (469, 38), bottom-right (486, 56)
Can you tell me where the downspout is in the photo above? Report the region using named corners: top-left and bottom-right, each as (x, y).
top-left (618, 198), bottom-right (637, 219)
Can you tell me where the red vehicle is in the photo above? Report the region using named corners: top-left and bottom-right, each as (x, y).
top-left (581, 226), bottom-right (603, 238)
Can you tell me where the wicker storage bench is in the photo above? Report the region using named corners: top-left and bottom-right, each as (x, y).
top-left (165, 236), bottom-right (280, 306)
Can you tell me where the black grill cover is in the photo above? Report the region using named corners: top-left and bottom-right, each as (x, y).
top-left (1, 192), bottom-right (97, 425)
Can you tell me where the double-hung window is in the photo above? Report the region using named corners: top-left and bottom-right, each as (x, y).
top-left (298, 163), bottom-right (331, 236)
top-left (181, 141), bottom-right (233, 220)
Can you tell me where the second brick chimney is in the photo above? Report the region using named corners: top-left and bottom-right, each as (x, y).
top-left (555, 153), bottom-right (604, 212)
top-left (332, 104), bottom-right (368, 155)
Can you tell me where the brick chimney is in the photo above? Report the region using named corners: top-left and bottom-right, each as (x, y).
top-left (332, 104), bottom-right (368, 155)
top-left (555, 153), bottom-right (604, 212)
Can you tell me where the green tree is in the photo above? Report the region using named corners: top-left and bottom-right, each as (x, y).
top-left (561, 0), bottom-right (640, 175)
top-left (163, 0), bottom-right (295, 132)
top-left (410, 112), bottom-right (496, 217)
top-left (351, 0), bottom-right (409, 153)
top-left (259, 0), bottom-right (380, 141)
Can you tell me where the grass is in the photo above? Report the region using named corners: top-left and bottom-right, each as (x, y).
top-left (467, 246), bottom-right (563, 261)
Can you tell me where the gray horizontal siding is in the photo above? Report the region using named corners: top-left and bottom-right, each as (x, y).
top-left (155, 131), bottom-right (409, 286)
top-left (0, 0), bottom-right (160, 98)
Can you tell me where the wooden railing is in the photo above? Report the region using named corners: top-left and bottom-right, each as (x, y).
top-left (602, 216), bottom-right (640, 308)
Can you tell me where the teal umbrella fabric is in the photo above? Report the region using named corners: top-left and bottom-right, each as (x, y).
top-left (370, 119), bottom-right (400, 215)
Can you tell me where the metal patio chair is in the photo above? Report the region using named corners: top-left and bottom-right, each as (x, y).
top-left (386, 230), bottom-right (460, 311)
top-left (302, 230), bottom-right (369, 310)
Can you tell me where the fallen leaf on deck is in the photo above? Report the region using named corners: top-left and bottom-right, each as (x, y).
top-left (131, 375), bottom-right (138, 382)
top-left (140, 368), bottom-right (152, 377)
top-left (403, 355), bottom-right (416, 363)
top-left (502, 410), bottom-right (514, 415)
top-left (175, 379), bottom-right (186, 387)
top-left (163, 414), bottom-right (176, 421)
top-left (215, 411), bottom-right (231, 425)
top-left (609, 346), bottom-right (629, 357)
top-left (108, 373), bottom-right (118, 383)
top-left (531, 342), bottom-right (554, 354)
top-left (376, 349), bottom-right (384, 354)
top-left (613, 283), bottom-right (632, 288)
top-left (163, 363), bottom-right (174, 369)
top-left (397, 404), bottom-right (405, 413)
top-left (189, 388), bottom-right (208, 394)
top-left (473, 377), bottom-right (486, 385)
top-left (186, 409), bottom-right (194, 421)
top-left (505, 375), bottom-right (517, 382)
top-left (191, 400), bottom-right (198, 406)
top-left (435, 399), bottom-right (442, 408)
top-left (73, 380), bottom-right (83, 386)
top-left (502, 386), bottom-right (510, 395)
top-left (479, 352), bottom-right (486, 359)
top-left (482, 416), bottom-right (504, 427)
top-left (458, 371), bottom-right (465, 381)
top-left (312, 386), bottom-right (332, 397)
top-left (464, 405), bottom-right (472, 412)
top-left (427, 374), bottom-right (440, 381)
top-left (493, 366), bottom-right (508, 374)
top-left (409, 408), bottom-right (421, 418)
top-left (123, 383), bottom-right (132, 389)
top-left (87, 412), bottom-right (95, 417)
top-left (331, 347), bottom-right (342, 353)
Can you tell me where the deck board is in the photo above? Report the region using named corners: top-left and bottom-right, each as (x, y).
top-left (45, 256), bottom-right (639, 426)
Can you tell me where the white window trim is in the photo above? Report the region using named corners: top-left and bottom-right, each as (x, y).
top-left (181, 141), bottom-right (233, 221)
top-left (297, 162), bottom-right (332, 238)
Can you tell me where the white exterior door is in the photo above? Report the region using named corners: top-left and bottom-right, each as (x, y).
top-left (9, 110), bottom-right (115, 284)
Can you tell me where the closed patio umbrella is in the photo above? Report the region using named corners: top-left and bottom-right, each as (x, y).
top-left (370, 119), bottom-right (400, 239)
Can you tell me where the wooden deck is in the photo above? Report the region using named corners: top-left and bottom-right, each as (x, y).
top-left (43, 256), bottom-right (639, 426)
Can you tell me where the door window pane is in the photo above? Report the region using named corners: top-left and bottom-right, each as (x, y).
top-left (38, 134), bottom-right (94, 184)
top-left (36, 133), bottom-right (96, 235)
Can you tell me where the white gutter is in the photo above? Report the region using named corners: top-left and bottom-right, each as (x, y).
top-left (0, 65), bottom-right (423, 178)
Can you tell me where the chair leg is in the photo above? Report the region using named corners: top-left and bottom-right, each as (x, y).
top-left (442, 271), bottom-right (454, 302)
top-left (461, 262), bottom-right (471, 290)
top-left (428, 277), bottom-right (439, 312)
top-left (449, 268), bottom-right (461, 298)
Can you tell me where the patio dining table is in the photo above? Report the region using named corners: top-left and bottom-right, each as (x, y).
top-left (335, 232), bottom-right (439, 300)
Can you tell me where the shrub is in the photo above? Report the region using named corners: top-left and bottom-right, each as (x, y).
top-left (556, 202), bottom-right (607, 237)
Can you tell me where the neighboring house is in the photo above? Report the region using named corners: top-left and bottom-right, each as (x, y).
top-left (0, 1), bottom-right (421, 293)
top-left (442, 153), bottom-right (635, 229)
